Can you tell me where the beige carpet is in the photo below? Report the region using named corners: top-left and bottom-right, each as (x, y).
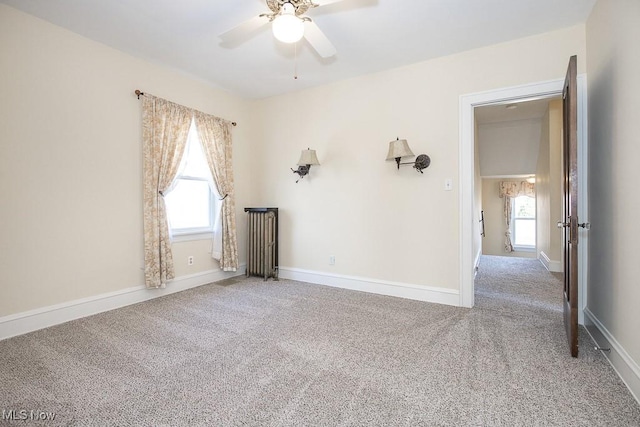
top-left (1, 256), bottom-right (639, 426)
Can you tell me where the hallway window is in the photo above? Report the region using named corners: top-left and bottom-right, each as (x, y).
top-left (512, 195), bottom-right (535, 249)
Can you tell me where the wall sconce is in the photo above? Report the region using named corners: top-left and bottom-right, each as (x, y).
top-left (291, 148), bottom-right (320, 183)
top-left (386, 138), bottom-right (430, 173)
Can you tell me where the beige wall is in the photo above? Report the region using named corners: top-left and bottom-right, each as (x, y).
top-left (548, 100), bottom-right (563, 263)
top-left (536, 108), bottom-right (551, 258)
top-left (250, 26), bottom-right (585, 290)
top-left (481, 179), bottom-right (536, 259)
top-left (535, 99), bottom-right (563, 265)
top-left (586, 0), bottom-right (640, 373)
top-left (0, 5), bottom-right (253, 317)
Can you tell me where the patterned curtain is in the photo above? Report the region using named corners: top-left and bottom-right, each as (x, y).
top-left (499, 181), bottom-right (535, 252)
top-left (141, 95), bottom-right (192, 288)
top-left (194, 111), bottom-right (239, 272)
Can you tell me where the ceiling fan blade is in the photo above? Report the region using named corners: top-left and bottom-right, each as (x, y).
top-left (303, 20), bottom-right (336, 58)
top-left (219, 15), bottom-right (269, 46)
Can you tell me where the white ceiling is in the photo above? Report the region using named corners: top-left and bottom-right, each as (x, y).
top-left (0, 0), bottom-right (596, 99)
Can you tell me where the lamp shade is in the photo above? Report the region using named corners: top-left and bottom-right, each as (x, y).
top-left (386, 139), bottom-right (415, 160)
top-left (297, 149), bottom-right (320, 166)
top-left (272, 3), bottom-right (304, 43)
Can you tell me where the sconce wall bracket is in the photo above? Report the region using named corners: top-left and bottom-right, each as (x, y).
top-left (413, 154), bottom-right (431, 173)
top-left (291, 165), bottom-right (311, 183)
top-left (398, 154), bottom-right (431, 173)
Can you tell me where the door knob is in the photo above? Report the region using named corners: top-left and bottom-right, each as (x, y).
top-left (557, 221), bottom-right (569, 228)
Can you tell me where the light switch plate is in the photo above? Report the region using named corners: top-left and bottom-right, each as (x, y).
top-left (445, 179), bottom-right (453, 191)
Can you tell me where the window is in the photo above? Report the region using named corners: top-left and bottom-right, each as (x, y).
top-left (512, 195), bottom-right (535, 249)
top-left (164, 121), bottom-right (219, 239)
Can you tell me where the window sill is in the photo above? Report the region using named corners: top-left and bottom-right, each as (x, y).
top-left (171, 231), bottom-right (213, 243)
top-left (513, 246), bottom-right (536, 253)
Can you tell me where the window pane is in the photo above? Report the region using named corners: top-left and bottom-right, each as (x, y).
top-left (165, 179), bottom-right (211, 230)
top-left (182, 124), bottom-right (211, 178)
top-left (514, 196), bottom-right (535, 218)
top-left (514, 219), bottom-right (535, 246)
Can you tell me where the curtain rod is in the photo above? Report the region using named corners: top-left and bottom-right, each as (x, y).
top-left (134, 90), bottom-right (237, 127)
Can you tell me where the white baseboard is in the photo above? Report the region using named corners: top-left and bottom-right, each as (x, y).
top-left (0, 266), bottom-right (245, 341)
top-left (539, 251), bottom-right (562, 272)
top-left (584, 308), bottom-right (640, 405)
top-left (279, 267), bottom-right (460, 307)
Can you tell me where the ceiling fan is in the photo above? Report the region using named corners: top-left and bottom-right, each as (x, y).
top-left (219, 0), bottom-right (347, 58)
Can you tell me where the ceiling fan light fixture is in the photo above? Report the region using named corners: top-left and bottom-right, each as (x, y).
top-left (272, 3), bottom-right (304, 43)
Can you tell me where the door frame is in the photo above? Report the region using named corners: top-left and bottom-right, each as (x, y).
top-left (459, 76), bottom-right (589, 324)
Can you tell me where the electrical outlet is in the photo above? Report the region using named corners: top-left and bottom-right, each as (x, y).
top-left (188, 256), bottom-right (194, 266)
top-left (329, 256), bottom-right (335, 265)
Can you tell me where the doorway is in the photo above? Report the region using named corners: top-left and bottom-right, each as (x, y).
top-left (475, 97), bottom-right (561, 262)
top-left (459, 77), bottom-right (588, 326)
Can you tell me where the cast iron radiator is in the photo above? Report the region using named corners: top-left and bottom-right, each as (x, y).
top-left (244, 208), bottom-right (278, 280)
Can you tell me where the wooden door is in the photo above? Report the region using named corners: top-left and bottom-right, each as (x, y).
top-left (561, 55), bottom-right (579, 357)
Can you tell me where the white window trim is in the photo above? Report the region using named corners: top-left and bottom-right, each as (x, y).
top-left (171, 231), bottom-right (213, 243)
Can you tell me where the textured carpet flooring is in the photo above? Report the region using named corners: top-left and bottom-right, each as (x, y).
top-left (1, 256), bottom-right (639, 426)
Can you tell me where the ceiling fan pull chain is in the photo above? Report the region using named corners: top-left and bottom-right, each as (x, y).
top-left (294, 41), bottom-right (298, 80)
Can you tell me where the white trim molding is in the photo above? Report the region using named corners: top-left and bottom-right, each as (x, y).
top-left (539, 251), bottom-right (563, 273)
top-left (474, 249), bottom-right (482, 277)
top-left (576, 73), bottom-right (589, 327)
top-left (584, 308), bottom-right (640, 405)
top-left (460, 75), bottom-right (588, 314)
top-left (0, 266), bottom-right (245, 341)
top-left (279, 267), bottom-right (460, 307)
